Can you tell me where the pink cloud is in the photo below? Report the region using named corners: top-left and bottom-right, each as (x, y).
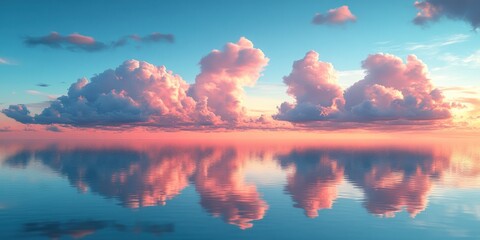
top-left (344, 54), bottom-right (450, 121)
top-left (3, 37), bottom-right (269, 128)
top-left (312, 5), bottom-right (357, 25)
top-left (275, 52), bottom-right (451, 124)
top-left (190, 37), bottom-right (269, 123)
top-left (3, 60), bottom-right (197, 126)
top-left (275, 51), bottom-right (344, 122)
top-left (413, 0), bottom-right (480, 29)
top-left (67, 33), bottom-right (96, 45)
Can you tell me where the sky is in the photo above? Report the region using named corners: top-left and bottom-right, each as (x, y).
top-left (1, 0), bottom-right (479, 136)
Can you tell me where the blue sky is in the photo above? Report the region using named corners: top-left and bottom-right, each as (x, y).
top-left (1, 0), bottom-right (479, 131)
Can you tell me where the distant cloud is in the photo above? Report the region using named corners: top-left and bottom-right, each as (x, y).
top-left (312, 6), bottom-right (356, 25)
top-left (413, 0), bottom-right (480, 29)
top-left (130, 32), bottom-right (174, 43)
top-left (0, 127), bottom-right (12, 132)
top-left (25, 32), bottom-right (107, 52)
top-left (36, 83), bottom-right (50, 87)
top-left (24, 32), bottom-right (174, 52)
top-left (275, 51), bottom-right (451, 124)
top-left (45, 125), bottom-right (62, 132)
top-left (406, 34), bottom-right (469, 51)
top-left (26, 90), bottom-right (57, 100)
top-left (0, 57), bottom-right (11, 65)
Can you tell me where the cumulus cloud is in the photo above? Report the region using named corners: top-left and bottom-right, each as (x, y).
top-left (275, 51), bottom-right (451, 124)
top-left (413, 0), bottom-right (480, 29)
top-left (5, 61), bottom-right (197, 126)
top-left (25, 32), bottom-right (174, 52)
top-left (275, 51), bottom-right (344, 122)
top-left (3, 37), bottom-right (268, 128)
top-left (312, 5), bottom-right (357, 25)
top-left (2, 104), bottom-right (34, 124)
top-left (189, 37), bottom-right (269, 123)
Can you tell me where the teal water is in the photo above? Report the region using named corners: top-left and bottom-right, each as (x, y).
top-left (0, 140), bottom-right (479, 239)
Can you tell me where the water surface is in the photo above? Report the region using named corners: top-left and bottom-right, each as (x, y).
top-left (0, 139), bottom-right (479, 239)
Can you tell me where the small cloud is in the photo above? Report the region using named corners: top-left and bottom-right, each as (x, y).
top-left (24, 127), bottom-right (36, 132)
top-left (0, 127), bottom-right (12, 132)
top-left (36, 83), bottom-right (50, 87)
top-left (45, 125), bottom-right (62, 132)
top-left (0, 58), bottom-right (11, 65)
top-left (312, 5), bottom-right (356, 25)
top-left (130, 32), bottom-right (174, 43)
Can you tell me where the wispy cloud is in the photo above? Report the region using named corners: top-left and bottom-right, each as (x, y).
top-left (376, 34), bottom-right (470, 54)
top-left (26, 90), bottom-right (58, 100)
top-left (25, 32), bottom-right (174, 52)
top-left (439, 50), bottom-right (480, 68)
top-left (0, 57), bottom-right (13, 65)
top-left (406, 34), bottom-right (469, 51)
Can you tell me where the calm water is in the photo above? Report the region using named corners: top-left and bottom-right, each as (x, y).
top-left (0, 139), bottom-right (479, 239)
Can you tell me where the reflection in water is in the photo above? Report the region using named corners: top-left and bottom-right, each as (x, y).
top-left (2, 140), bottom-right (480, 229)
top-left (22, 220), bottom-right (174, 239)
top-left (194, 149), bottom-right (268, 229)
top-left (279, 152), bottom-right (343, 218)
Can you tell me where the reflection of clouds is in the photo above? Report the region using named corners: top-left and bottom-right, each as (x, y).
top-left (280, 152), bottom-right (343, 218)
top-left (362, 169), bottom-right (431, 217)
top-left (194, 149), bottom-right (268, 229)
top-left (2, 144), bottom-right (269, 229)
top-left (4, 147), bottom-right (197, 208)
top-left (277, 147), bottom-right (456, 218)
top-left (2, 140), bottom-right (480, 229)
top-left (23, 220), bottom-right (109, 239)
top-left (22, 220), bottom-right (174, 239)
top-left (339, 149), bottom-right (448, 218)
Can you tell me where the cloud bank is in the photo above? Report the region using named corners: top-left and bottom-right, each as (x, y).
top-left (413, 0), bottom-right (480, 29)
top-left (25, 32), bottom-right (174, 52)
top-left (2, 38), bottom-right (456, 130)
top-left (312, 6), bottom-right (356, 25)
top-left (275, 51), bottom-right (451, 124)
top-left (3, 37), bottom-right (268, 127)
